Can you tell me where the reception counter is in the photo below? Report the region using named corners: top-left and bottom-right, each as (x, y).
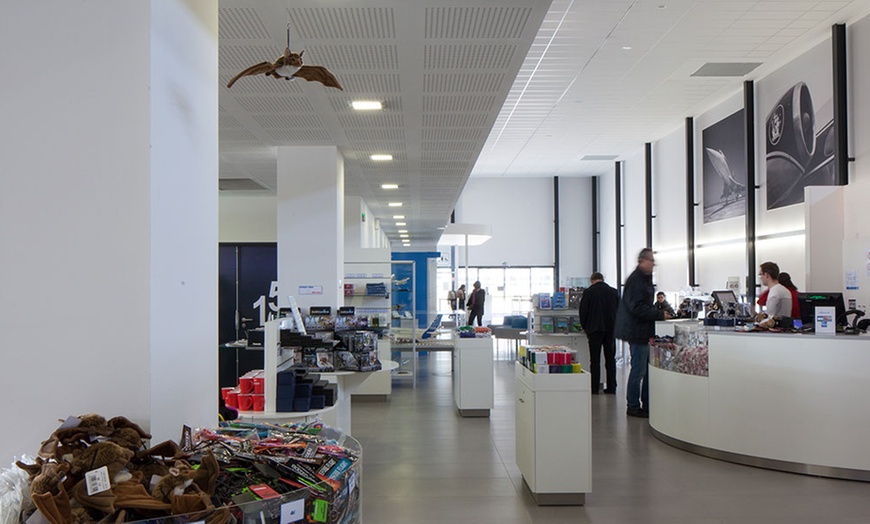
top-left (649, 328), bottom-right (870, 481)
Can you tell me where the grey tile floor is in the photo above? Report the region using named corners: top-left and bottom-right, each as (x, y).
top-left (352, 350), bottom-right (870, 523)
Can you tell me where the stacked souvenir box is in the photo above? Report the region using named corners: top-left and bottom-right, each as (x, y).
top-left (518, 345), bottom-right (582, 374)
top-left (275, 368), bottom-right (338, 412)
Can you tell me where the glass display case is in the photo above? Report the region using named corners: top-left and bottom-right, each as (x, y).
top-left (650, 323), bottom-right (709, 377)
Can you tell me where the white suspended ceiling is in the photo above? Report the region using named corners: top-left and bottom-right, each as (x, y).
top-left (218, 0), bottom-right (870, 245)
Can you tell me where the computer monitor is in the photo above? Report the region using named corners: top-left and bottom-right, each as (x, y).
top-left (712, 290), bottom-right (740, 315)
top-left (796, 292), bottom-right (847, 327)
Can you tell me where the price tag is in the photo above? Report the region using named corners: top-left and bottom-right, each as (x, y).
top-left (85, 466), bottom-right (111, 496)
top-left (280, 499), bottom-right (305, 523)
top-left (312, 499), bottom-right (328, 522)
top-left (348, 471), bottom-right (356, 493)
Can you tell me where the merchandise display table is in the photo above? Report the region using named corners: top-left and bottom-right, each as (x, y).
top-left (452, 337), bottom-right (494, 417)
top-left (487, 325), bottom-right (527, 359)
top-left (650, 330), bottom-right (870, 481)
top-left (320, 361), bottom-right (398, 433)
top-left (238, 361), bottom-right (397, 432)
top-left (514, 362), bottom-right (591, 505)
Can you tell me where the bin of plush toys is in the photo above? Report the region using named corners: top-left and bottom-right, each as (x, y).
top-left (2, 414), bottom-right (361, 523)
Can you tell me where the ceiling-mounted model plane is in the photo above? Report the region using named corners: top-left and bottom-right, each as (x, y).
top-left (226, 48), bottom-right (342, 90)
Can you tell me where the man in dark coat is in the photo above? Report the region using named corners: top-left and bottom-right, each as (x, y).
top-left (578, 272), bottom-right (619, 394)
top-left (614, 248), bottom-right (671, 418)
top-left (466, 281), bottom-right (486, 327)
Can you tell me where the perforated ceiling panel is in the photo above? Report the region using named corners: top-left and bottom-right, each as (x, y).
top-left (425, 7), bottom-right (531, 39)
top-left (288, 8), bottom-right (396, 39)
top-left (218, 0), bottom-right (870, 244)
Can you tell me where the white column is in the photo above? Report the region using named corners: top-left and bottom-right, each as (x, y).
top-left (149, 0), bottom-right (219, 442)
top-left (0, 0), bottom-right (218, 460)
top-left (277, 146), bottom-right (345, 312)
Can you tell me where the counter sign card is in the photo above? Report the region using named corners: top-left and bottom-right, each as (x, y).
top-left (815, 306), bottom-right (835, 334)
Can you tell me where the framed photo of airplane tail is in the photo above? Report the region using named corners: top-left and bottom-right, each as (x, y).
top-left (702, 108), bottom-right (747, 224)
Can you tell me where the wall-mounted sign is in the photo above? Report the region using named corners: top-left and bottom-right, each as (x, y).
top-left (299, 285), bottom-right (323, 295)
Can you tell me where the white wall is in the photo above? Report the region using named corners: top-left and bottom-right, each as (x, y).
top-left (694, 94), bottom-right (748, 294)
top-left (220, 194), bottom-right (277, 242)
top-left (0, 0), bottom-right (218, 460)
top-left (558, 177), bottom-right (594, 284)
top-left (149, 0), bottom-right (219, 442)
top-left (0, 2), bottom-right (151, 460)
top-left (851, 13), bottom-right (870, 186)
top-left (623, 150), bottom-right (648, 279)
top-left (345, 196), bottom-right (389, 250)
top-left (598, 171), bottom-right (618, 286)
top-left (652, 125), bottom-right (689, 293)
top-left (455, 178), bottom-right (555, 267)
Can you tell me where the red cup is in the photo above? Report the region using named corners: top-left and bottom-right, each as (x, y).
top-left (252, 394), bottom-right (265, 412)
top-left (238, 376), bottom-right (254, 394)
top-left (238, 394), bottom-right (253, 411)
top-left (226, 389), bottom-right (239, 409)
top-left (547, 352), bottom-right (556, 364)
top-left (253, 377), bottom-right (265, 394)
top-left (221, 387), bottom-right (234, 401)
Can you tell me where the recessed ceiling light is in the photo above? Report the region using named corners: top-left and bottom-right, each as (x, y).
top-left (622, 46), bottom-right (632, 50)
top-left (370, 154), bottom-right (393, 161)
top-left (388, 202), bottom-right (403, 207)
top-left (393, 215), bottom-right (405, 219)
top-left (400, 234), bottom-right (409, 238)
top-left (381, 183), bottom-right (399, 189)
top-left (396, 222), bottom-right (406, 226)
top-left (352, 100), bottom-right (383, 111)
top-left (398, 229), bottom-right (408, 233)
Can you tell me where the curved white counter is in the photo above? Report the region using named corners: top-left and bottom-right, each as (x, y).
top-left (649, 329), bottom-right (870, 481)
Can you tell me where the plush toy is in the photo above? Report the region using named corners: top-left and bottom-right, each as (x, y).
top-left (226, 48), bottom-right (342, 90)
top-left (69, 441), bottom-right (135, 480)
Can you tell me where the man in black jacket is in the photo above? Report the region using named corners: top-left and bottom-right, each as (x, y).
top-left (615, 248), bottom-right (671, 418)
top-left (578, 272), bottom-right (619, 394)
top-left (466, 281), bottom-right (486, 327)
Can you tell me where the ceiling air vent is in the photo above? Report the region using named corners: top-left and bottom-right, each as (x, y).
top-left (581, 155), bottom-right (618, 161)
top-left (219, 178), bottom-right (269, 191)
top-left (691, 62), bottom-right (762, 77)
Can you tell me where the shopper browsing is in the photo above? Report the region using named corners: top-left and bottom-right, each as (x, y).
top-left (758, 261), bottom-right (792, 318)
top-left (466, 281), bottom-right (485, 327)
top-left (448, 288), bottom-right (457, 311)
top-left (615, 248), bottom-right (671, 418)
top-left (456, 285), bottom-right (466, 311)
top-left (578, 272), bottom-right (619, 394)
top-left (655, 292), bottom-right (676, 317)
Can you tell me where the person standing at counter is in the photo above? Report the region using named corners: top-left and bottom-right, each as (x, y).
top-left (578, 272), bottom-right (619, 395)
top-left (655, 292), bottom-right (676, 317)
top-left (759, 261), bottom-right (792, 318)
top-left (456, 285), bottom-right (467, 311)
top-left (615, 248), bottom-right (671, 418)
top-left (466, 281), bottom-right (485, 327)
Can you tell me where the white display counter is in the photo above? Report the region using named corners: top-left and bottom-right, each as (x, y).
top-left (650, 329), bottom-right (870, 481)
top-left (515, 362), bottom-right (591, 505)
top-left (452, 337), bottom-right (494, 417)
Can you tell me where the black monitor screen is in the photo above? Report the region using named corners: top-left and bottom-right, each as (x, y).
top-left (712, 290), bottom-right (740, 314)
top-left (796, 292), bottom-right (847, 327)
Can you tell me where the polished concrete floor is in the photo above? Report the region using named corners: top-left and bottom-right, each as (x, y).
top-left (352, 350), bottom-right (870, 523)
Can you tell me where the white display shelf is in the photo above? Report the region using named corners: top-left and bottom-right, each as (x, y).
top-left (515, 362), bottom-right (591, 505)
top-left (235, 405), bottom-right (336, 424)
top-left (452, 337), bottom-right (494, 417)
